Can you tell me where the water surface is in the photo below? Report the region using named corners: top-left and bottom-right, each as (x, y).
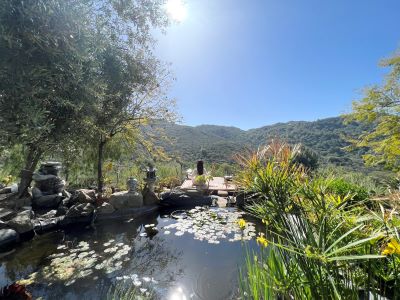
top-left (0, 207), bottom-right (262, 300)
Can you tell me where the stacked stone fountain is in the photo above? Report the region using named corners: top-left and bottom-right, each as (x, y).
top-left (31, 161), bottom-right (95, 230)
top-left (31, 162), bottom-right (66, 208)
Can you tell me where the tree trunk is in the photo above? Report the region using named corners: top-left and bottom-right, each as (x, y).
top-left (97, 139), bottom-right (106, 193)
top-left (64, 163), bottom-right (70, 182)
top-left (18, 144), bottom-right (42, 198)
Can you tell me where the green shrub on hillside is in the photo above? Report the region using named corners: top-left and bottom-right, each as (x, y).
top-left (326, 178), bottom-right (369, 202)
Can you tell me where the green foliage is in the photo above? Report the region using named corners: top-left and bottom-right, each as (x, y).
top-left (237, 140), bottom-right (400, 299)
top-left (292, 145), bottom-right (319, 171)
top-left (344, 50), bottom-right (400, 172)
top-left (318, 165), bottom-right (392, 196)
top-left (157, 117), bottom-right (385, 174)
top-left (209, 162), bottom-right (237, 177)
top-left (326, 178), bottom-right (369, 202)
top-left (0, 144), bottom-right (25, 178)
top-left (0, 0), bottom-right (100, 170)
top-left (193, 174), bottom-right (212, 186)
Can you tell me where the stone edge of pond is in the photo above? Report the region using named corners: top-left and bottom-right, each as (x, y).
top-left (95, 205), bottom-right (159, 221)
top-left (0, 205), bottom-right (160, 253)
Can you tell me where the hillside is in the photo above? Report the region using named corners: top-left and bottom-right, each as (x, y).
top-left (157, 117), bottom-right (373, 171)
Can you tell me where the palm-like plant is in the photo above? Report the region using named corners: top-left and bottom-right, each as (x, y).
top-left (237, 140), bottom-right (399, 299)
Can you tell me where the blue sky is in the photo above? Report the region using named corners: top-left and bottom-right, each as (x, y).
top-left (155, 0), bottom-right (400, 130)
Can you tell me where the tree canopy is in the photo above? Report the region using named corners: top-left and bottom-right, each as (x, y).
top-left (0, 0), bottom-right (98, 170)
top-left (344, 51), bottom-right (400, 172)
top-left (0, 0), bottom-right (176, 194)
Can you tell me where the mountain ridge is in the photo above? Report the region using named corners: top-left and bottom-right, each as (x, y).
top-left (156, 117), bottom-right (373, 172)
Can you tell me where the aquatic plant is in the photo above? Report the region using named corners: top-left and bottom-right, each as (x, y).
top-left (256, 233), bottom-right (268, 247)
top-left (162, 206), bottom-right (256, 243)
top-left (17, 239), bottom-right (134, 287)
top-left (237, 218), bottom-right (246, 230)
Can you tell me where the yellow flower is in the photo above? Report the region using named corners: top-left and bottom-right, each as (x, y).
top-left (256, 234), bottom-right (268, 247)
top-left (382, 238), bottom-right (400, 256)
top-left (237, 218), bottom-right (246, 229)
top-left (105, 162), bottom-right (113, 172)
top-left (284, 204), bottom-right (293, 213)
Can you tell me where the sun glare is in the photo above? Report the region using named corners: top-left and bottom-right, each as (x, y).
top-left (165, 0), bottom-right (187, 22)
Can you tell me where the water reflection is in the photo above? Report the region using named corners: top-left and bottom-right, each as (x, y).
top-left (169, 286), bottom-right (190, 300)
top-left (0, 207), bottom-right (260, 299)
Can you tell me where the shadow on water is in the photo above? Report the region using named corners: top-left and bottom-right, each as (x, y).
top-left (0, 207), bottom-right (261, 300)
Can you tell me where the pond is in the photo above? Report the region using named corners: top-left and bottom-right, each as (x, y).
top-left (0, 206), bottom-right (263, 300)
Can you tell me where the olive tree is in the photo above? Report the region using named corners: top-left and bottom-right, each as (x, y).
top-left (0, 0), bottom-right (176, 195)
top-left (90, 45), bottom-right (177, 191)
top-left (0, 0), bottom-right (100, 196)
top-left (86, 0), bottom-right (177, 192)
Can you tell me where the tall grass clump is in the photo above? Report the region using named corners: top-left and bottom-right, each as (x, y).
top-left (236, 140), bottom-right (400, 299)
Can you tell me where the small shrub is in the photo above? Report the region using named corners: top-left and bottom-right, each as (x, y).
top-left (327, 178), bottom-right (369, 202)
top-left (158, 175), bottom-right (182, 188)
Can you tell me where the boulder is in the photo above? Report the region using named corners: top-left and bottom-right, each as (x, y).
top-left (13, 195), bottom-right (32, 209)
top-left (0, 220), bottom-right (9, 229)
top-left (0, 187), bottom-right (12, 194)
top-left (159, 190), bottom-right (213, 207)
top-left (39, 161), bottom-right (62, 176)
top-left (75, 189), bottom-right (96, 204)
top-left (33, 217), bottom-right (59, 234)
top-left (59, 203), bottom-right (95, 227)
top-left (65, 203), bottom-right (95, 218)
top-left (56, 205), bottom-right (68, 216)
top-left (142, 188), bottom-right (159, 206)
top-left (0, 207), bottom-right (17, 221)
top-left (0, 228), bottom-right (19, 248)
top-left (6, 210), bottom-right (34, 234)
top-left (108, 191), bottom-right (143, 210)
top-left (31, 187), bottom-right (42, 199)
top-left (62, 190), bottom-right (71, 199)
top-left (32, 194), bottom-right (62, 208)
top-left (38, 210), bottom-right (57, 219)
top-left (97, 202), bottom-right (115, 215)
top-left (32, 173), bottom-right (65, 194)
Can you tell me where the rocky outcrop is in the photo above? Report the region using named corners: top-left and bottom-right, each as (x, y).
top-left (32, 173), bottom-right (65, 195)
top-left (97, 202), bottom-right (115, 215)
top-left (72, 189), bottom-right (96, 204)
top-left (31, 162), bottom-right (67, 209)
top-left (108, 192), bottom-right (143, 210)
top-left (65, 203), bottom-right (95, 218)
top-left (0, 228), bottom-right (19, 248)
top-left (6, 210), bottom-right (34, 234)
top-left (160, 190), bottom-right (213, 207)
top-left (59, 203), bottom-right (95, 228)
top-left (32, 194), bottom-right (63, 208)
